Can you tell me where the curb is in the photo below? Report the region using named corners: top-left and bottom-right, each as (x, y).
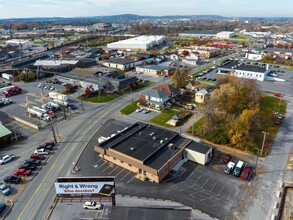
top-left (2, 199), bottom-right (14, 220)
top-left (45, 196), bottom-right (59, 220)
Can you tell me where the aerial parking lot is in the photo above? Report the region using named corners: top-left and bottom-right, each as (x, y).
top-left (73, 119), bottom-right (250, 219)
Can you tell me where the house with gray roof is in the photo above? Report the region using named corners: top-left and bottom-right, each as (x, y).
top-left (140, 89), bottom-right (170, 110)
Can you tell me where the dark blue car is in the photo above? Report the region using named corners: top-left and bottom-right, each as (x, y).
top-left (0, 203), bottom-right (6, 214)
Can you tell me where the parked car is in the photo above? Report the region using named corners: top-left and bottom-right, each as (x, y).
top-left (46, 79), bottom-right (52, 83)
top-left (30, 154), bottom-right (45, 160)
top-left (4, 175), bottom-right (21, 184)
top-left (275, 118), bottom-right (282, 125)
top-left (0, 154), bottom-right (16, 165)
top-left (37, 83), bottom-right (42, 88)
top-left (240, 167), bottom-right (251, 181)
top-left (0, 183), bottom-right (11, 196)
top-left (49, 86), bottom-right (55, 91)
top-left (66, 103), bottom-right (76, 110)
top-left (24, 159), bottom-right (42, 166)
top-left (0, 203), bottom-right (6, 214)
top-left (222, 154), bottom-right (233, 164)
top-left (135, 108), bottom-right (143, 113)
top-left (19, 163), bottom-right (37, 171)
top-left (224, 161), bottom-right (235, 174)
top-left (37, 143), bottom-right (53, 151)
top-left (142, 109), bottom-right (150, 114)
top-left (44, 85), bottom-right (49, 90)
top-left (277, 114), bottom-right (283, 120)
top-left (13, 168), bottom-right (32, 176)
top-left (83, 201), bottom-right (102, 210)
top-left (34, 149), bottom-right (50, 155)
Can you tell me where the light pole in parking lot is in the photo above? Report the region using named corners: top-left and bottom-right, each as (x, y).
top-left (260, 131), bottom-right (269, 156)
top-left (254, 148), bottom-right (260, 174)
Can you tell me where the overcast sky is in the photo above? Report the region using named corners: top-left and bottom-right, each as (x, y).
top-left (0, 0), bottom-right (292, 19)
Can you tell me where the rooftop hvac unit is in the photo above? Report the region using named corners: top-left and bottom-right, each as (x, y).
top-left (153, 136), bottom-right (156, 140)
top-left (130, 147), bottom-right (136, 151)
top-left (160, 140), bottom-right (164, 144)
top-left (150, 132), bottom-right (155, 136)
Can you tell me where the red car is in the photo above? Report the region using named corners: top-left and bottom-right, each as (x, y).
top-left (222, 154), bottom-right (233, 164)
top-left (30, 154), bottom-right (45, 160)
top-left (274, 93), bottom-right (282, 97)
top-left (275, 118), bottom-right (282, 125)
top-left (240, 167), bottom-right (251, 181)
top-left (13, 168), bottom-right (32, 176)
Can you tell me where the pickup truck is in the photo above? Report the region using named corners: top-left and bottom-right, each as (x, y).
top-left (224, 161), bottom-right (235, 174)
top-left (34, 149), bottom-right (50, 155)
top-left (13, 168), bottom-right (32, 176)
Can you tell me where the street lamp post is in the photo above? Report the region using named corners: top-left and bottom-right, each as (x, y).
top-left (255, 148), bottom-right (260, 174)
top-left (261, 131), bottom-right (269, 156)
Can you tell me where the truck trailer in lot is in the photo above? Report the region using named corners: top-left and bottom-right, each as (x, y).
top-left (1, 73), bottom-right (15, 81)
top-left (48, 92), bottom-right (68, 103)
top-left (27, 107), bottom-right (50, 122)
top-left (2, 86), bottom-right (22, 97)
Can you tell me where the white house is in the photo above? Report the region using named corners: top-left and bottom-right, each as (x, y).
top-left (245, 53), bottom-right (263, 61)
top-left (182, 54), bottom-right (200, 66)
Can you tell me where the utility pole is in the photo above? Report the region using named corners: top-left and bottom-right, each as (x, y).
top-left (254, 148), bottom-right (260, 174)
top-left (261, 131), bottom-right (269, 156)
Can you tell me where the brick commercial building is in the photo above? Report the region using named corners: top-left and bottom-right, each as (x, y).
top-left (94, 121), bottom-right (212, 183)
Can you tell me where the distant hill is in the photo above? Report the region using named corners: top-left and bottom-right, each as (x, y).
top-left (0, 14), bottom-right (292, 23)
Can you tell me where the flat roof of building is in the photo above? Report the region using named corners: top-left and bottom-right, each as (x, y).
top-left (186, 141), bottom-right (212, 154)
top-left (110, 207), bottom-right (191, 220)
top-left (97, 122), bottom-right (191, 170)
top-left (108, 35), bottom-right (165, 46)
top-left (219, 61), bottom-right (267, 73)
top-left (103, 58), bottom-right (136, 65)
top-left (263, 47), bottom-right (293, 53)
top-left (138, 64), bottom-right (174, 71)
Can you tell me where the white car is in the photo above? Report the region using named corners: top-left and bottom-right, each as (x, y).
top-left (34, 149), bottom-right (50, 155)
top-left (142, 109), bottom-right (150, 114)
top-left (135, 108), bottom-right (143, 113)
top-left (83, 201), bottom-right (102, 210)
top-left (37, 83), bottom-right (42, 88)
top-left (0, 155), bottom-right (16, 165)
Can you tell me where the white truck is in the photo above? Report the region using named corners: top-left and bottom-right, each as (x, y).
top-left (48, 92), bottom-right (68, 105)
top-left (27, 107), bottom-right (50, 122)
top-left (224, 161), bottom-right (235, 174)
top-left (1, 73), bottom-right (14, 81)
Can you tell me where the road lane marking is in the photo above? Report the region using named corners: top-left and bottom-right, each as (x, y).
top-left (18, 97), bottom-right (128, 220)
top-left (18, 117), bottom-right (94, 220)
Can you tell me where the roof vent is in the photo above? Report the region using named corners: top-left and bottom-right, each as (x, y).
top-left (150, 132), bottom-right (155, 136)
top-left (165, 138), bottom-right (169, 141)
top-left (130, 147), bottom-right (136, 151)
top-left (153, 136), bottom-right (156, 140)
top-left (139, 132), bottom-right (142, 135)
top-left (160, 140), bottom-right (164, 144)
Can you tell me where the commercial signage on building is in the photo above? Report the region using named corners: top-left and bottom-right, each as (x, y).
top-left (55, 177), bottom-right (115, 196)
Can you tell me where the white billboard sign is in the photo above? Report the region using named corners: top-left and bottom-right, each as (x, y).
top-left (54, 182), bottom-right (114, 196)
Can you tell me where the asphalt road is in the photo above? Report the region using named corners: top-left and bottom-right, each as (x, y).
top-left (5, 78), bottom-right (167, 220)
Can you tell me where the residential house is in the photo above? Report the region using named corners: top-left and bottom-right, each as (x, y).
top-left (182, 54), bottom-right (200, 66)
top-left (135, 64), bottom-right (175, 76)
top-left (140, 89), bottom-right (170, 110)
top-left (186, 80), bottom-right (206, 91)
top-left (195, 89), bottom-right (208, 103)
top-left (152, 84), bottom-right (179, 98)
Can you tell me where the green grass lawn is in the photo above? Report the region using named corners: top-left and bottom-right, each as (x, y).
top-left (258, 96), bottom-right (287, 155)
top-left (190, 96), bottom-right (287, 155)
top-left (234, 34), bottom-right (249, 40)
top-left (83, 94), bottom-right (120, 103)
top-left (120, 100), bottom-right (139, 115)
top-left (149, 109), bottom-right (178, 127)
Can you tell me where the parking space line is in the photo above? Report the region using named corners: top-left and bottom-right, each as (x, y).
top-left (194, 175), bottom-right (202, 184)
top-left (115, 168), bottom-right (125, 178)
top-left (217, 185), bottom-right (225, 196)
top-left (189, 189), bottom-right (205, 196)
top-left (201, 179), bottom-right (209, 188)
top-left (210, 182), bottom-right (217, 192)
top-left (120, 171), bottom-right (132, 181)
top-left (99, 161), bottom-right (108, 168)
top-left (126, 175), bottom-right (135, 184)
top-left (102, 165), bottom-right (112, 172)
top-left (95, 161), bottom-right (107, 170)
top-left (199, 195), bottom-right (217, 202)
top-left (108, 166), bottom-right (119, 174)
top-left (226, 190), bottom-right (234, 201)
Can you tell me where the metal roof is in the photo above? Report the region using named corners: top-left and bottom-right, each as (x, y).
top-left (0, 124), bottom-right (12, 138)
